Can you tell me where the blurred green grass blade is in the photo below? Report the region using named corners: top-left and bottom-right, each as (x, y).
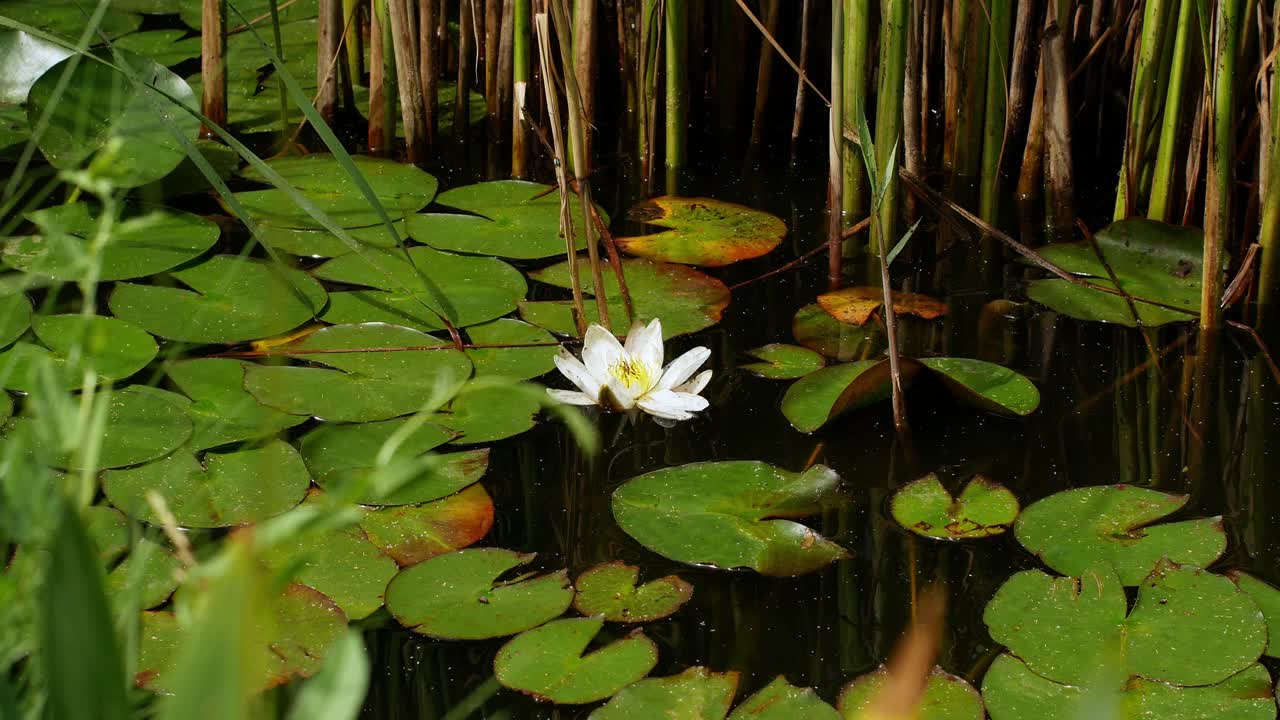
top-left (284, 630), bottom-right (369, 720)
top-left (41, 500), bottom-right (129, 720)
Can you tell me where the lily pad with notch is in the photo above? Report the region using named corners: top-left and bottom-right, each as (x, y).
top-left (406, 180), bottom-right (597, 259)
top-left (111, 29), bottom-right (203, 67)
top-left (22, 385), bottom-right (192, 470)
top-left (521, 257), bottom-right (730, 339)
top-left (838, 666), bottom-right (983, 720)
top-left (106, 534), bottom-right (181, 610)
top-left (572, 562), bottom-right (693, 623)
top-left (494, 616), bottom-right (659, 705)
top-left (435, 382), bottom-right (540, 444)
top-left (3, 203), bottom-right (218, 281)
top-left (256, 220), bottom-right (406, 258)
top-left (611, 461), bottom-right (848, 576)
top-left (102, 439), bottom-right (311, 528)
top-left (741, 343), bottom-right (826, 379)
top-left (384, 547), bottom-right (573, 639)
top-left (589, 666), bottom-right (740, 719)
top-left (465, 319), bottom-right (559, 380)
top-left (890, 474), bottom-right (1019, 541)
top-left (313, 245), bottom-right (526, 331)
top-left (357, 483), bottom-right (495, 566)
top-left (817, 286), bottom-right (948, 326)
top-left (109, 255), bottom-right (327, 344)
top-left (166, 358), bottom-right (308, 450)
top-left (1227, 572), bottom-right (1280, 659)
top-left (1024, 219), bottom-right (1206, 327)
top-left (1014, 485), bottom-right (1227, 586)
top-left (615, 196), bottom-right (786, 267)
top-left (243, 323), bottom-right (472, 423)
top-left (0, 313), bottom-right (156, 393)
top-left (792, 303), bottom-right (884, 362)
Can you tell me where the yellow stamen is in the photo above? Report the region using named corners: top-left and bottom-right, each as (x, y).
top-left (609, 357), bottom-right (652, 392)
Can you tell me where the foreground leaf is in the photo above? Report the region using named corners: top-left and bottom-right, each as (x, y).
top-left (494, 616), bottom-right (659, 704)
top-left (837, 667), bottom-right (983, 720)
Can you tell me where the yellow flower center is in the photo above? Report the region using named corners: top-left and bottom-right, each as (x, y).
top-left (608, 357), bottom-right (653, 393)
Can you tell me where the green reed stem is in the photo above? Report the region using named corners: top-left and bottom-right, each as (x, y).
top-left (664, 0), bottom-right (687, 193)
top-left (841, 0), bottom-right (869, 235)
top-left (1202, 0), bottom-right (1241, 333)
top-left (1258, 9), bottom-right (1280, 324)
top-left (511, 0), bottom-right (531, 177)
top-left (1147, 0), bottom-right (1196, 222)
top-left (978, 0), bottom-right (1011, 224)
top-left (367, 0), bottom-right (396, 154)
top-left (873, 0), bottom-right (908, 250)
top-left (1114, 0), bottom-right (1175, 219)
top-left (828, 0), bottom-right (843, 290)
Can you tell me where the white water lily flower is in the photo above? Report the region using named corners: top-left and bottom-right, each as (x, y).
top-left (548, 318), bottom-right (712, 424)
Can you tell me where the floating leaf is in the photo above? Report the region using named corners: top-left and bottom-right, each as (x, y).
top-left (256, 221), bottom-right (406, 258)
top-left (0, 29), bottom-right (74, 104)
top-left (981, 654), bottom-right (1275, 720)
top-left (2, 0), bottom-right (141, 42)
top-left (136, 584), bottom-right (347, 693)
top-left (24, 385), bottom-right (192, 470)
top-left (572, 562), bottom-right (693, 623)
top-left (103, 440), bottom-right (311, 528)
top-left (231, 154), bottom-right (439, 229)
top-left (817, 287), bottom-right (948, 326)
top-left (729, 676), bottom-right (839, 719)
top-left (109, 255), bottom-right (327, 344)
top-left (918, 357), bottom-right (1040, 416)
top-left (1228, 572), bottom-right (1280, 659)
top-left (85, 504), bottom-right (130, 564)
top-left (177, 0), bottom-right (318, 35)
top-left (1024, 219), bottom-right (1205, 327)
top-left (0, 313), bottom-right (156, 392)
top-left (494, 617), bottom-right (659, 705)
top-left (522, 257), bottom-right (730, 339)
top-left (465, 319), bottom-right (558, 380)
top-left (28, 49), bottom-right (198, 187)
top-left (0, 390), bottom-right (11, 423)
top-left (166, 358), bottom-right (308, 450)
top-left (792, 303), bottom-right (883, 362)
top-left (0, 293), bottom-right (31, 349)
top-left (890, 475), bottom-right (1019, 541)
top-left (106, 535), bottom-right (180, 610)
top-left (406, 180), bottom-right (597, 259)
top-left (300, 417), bottom-right (492, 506)
top-left (615, 196), bottom-right (786, 267)
top-left (838, 666), bottom-right (983, 720)
top-left (313, 246), bottom-right (526, 331)
top-left (1014, 485), bottom-right (1227, 585)
top-left (984, 563), bottom-right (1265, 688)
top-left (243, 323), bottom-right (472, 423)
top-left (741, 344), bottom-right (826, 380)
top-left (385, 548), bottom-right (573, 639)
top-left (612, 461), bottom-right (848, 576)
top-left (111, 29), bottom-right (203, 67)
top-left (436, 382), bottom-right (540, 444)
top-left (590, 667), bottom-right (740, 719)
top-left (358, 484), bottom-right (495, 566)
top-left (780, 360), bottom-right (905, 433)
top-left (3, 203), bottom-right (218, 281)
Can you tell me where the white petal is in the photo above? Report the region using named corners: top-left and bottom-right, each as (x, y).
top-left (675, 369), bottom-right (712, 395)
top-left (656, 346), bottom-right (711, 391)
top-left (553, 348), bottom-right (600, 399)
top-left (546, 388), bottom-right (597, 406)
top-left (601, 375), bottom-right (639, 410)
top-left (581, 324), bottom-right (625, 379)
top-left (624, 318), bottom-right (664, 375)
top-left (638, 389), bottom-right (709, 416)
top-left (637, 400), bottom-right (693, 421)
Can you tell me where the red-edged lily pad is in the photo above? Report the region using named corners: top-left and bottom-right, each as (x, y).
top-left (615, 196), bottom-right (786, 267)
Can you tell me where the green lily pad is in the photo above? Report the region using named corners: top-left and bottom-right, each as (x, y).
top-left (494, 616), bottom-right (659, 705)
top-left (313, 246), bottom-right (526, 331)
top-left (106, 535), bottom-right (180, 610)
top-left (136, 583), bottom-right (347, 693)
top-left (102, 439), bottom-right (311, 528)
top-left (85, 504), bottom-right (130, 564)
top-left (300, 417), bottom-right (492, 506)
top-left (0, 293), bottom-right (32, 349)
top-left (780, 360), bottom-right (905, 433)
top-left (256, 221), bottom-right (406, 258)
top-left (135, 139), bottom-right (241, 197)
top-left (0, 391), bottom-right (11, 423)
top-left (465, 319), bottom-right (558, 380)
top-left (1, 0), bottom-right (141, 43)
top-left (231, 154), bottom-right (438, 229)
top-left (1014, 485), bottom-right (1227, 586)
top-left (358, 483), bottom-right (495, 566)
top-left (0, 313), bottom-right (156, 392)
top-left (1228, 572), bottom-right (1280, 659)
top-left (729, 677), bottom-right (839, 719)
top-left (615, 196), bottom-right (786, 267)
top-left (1024, 219), bottom-right (1206, 327)
top-left (981, 654), bottom-right (1275, 720)
top-left (406, 180), bottom-right (597, 259)
top-left (436, 382), bottom-right (540, 444)
top-left (166, 358), bottom-right (308, 450)
top-left (111, 29), bottom-right (203, 67)
top-left (0, 29), bottom-right (74, 105)
top-left (741, 344), bottom-right (826, 379)
top-left (522, 257), bottom-right (730, 339)
top-left (984, 563), bottom-right (1265, 687)
top-left (4, 203), bottom-right (218, 281)
top-left (792, 303), bottom-right (884, 362)
top-left (25, 385), bottom-right (192, 469)
top-left (572, 562), bottom-right (693, 623)
top-left (242, 323), bottom-right (472, 423)
top-left (385, 548), bottom-right (573, 639)
top-left (838, 666), bottom-right (983, 720)
top-left (177, 0), bottom-right (318, 33)
top-left (109, 255), bottom-right (327, 344)
top-left (28, 48), bottom-right (198, 188)
top-left (260, 500), bottom-right (400, 621)
top-left (918, 358), bottom-right (1040, 416)
top-left (890, 475), bottom-right (1020, 541)
top-left (590, 666), bottom-right (740, 719)
top-left (612, 461), bottom-right (848, 576)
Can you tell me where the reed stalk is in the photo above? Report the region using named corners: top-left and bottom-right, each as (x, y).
top-left (637, 0), bottom-right (661, 195)
top-left (419, 0), bottom-right (439, 148)
top-left (456, 0), bottom-right (475, 150)
top-left (572, 0), bottom-right (598, 162)
top-left (748, 0), bottom-right (781, 149)
top-left (387, 0), bottom-right (428, 164)
top-left (266, 0), bottom-right (289, 143)
top-left (368, 0), bottom-right (397, 155)
top-left (512, 0), bottom-right (531, 177)
top-left (1041, 0), bottom-right (1075, 237)
top-left (200, 0), bottom-right (227, 137)
top-left (1258, 9), bottom-right (1280, 324)
top-left (1114, 0), bottom-right (1174, 219)
top-left (1147, 0), bottom-right (1196, 222)
top-left (788, 0), bottom-right (812, 163)
top-left (664, 0), bottom-right (687, 193)
top-left (874, 0), bottom-right (908, 249)
top-left (901, 0), bottom-right (922, 223)
top-left (316, 0), bottom-right (342, 123)
top-left (841, 0), bottom-right (870, 231)
top-left (341, 0), bottom-right (363, 79)
top-left (485, 0), bottom-right (502, 150)
top-left (827, 0), bottom-right (843, 291)
top-left (1202, 0), bottom-right (1242, 334)
top-left (978, 0), bottom-right (1011, 225)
